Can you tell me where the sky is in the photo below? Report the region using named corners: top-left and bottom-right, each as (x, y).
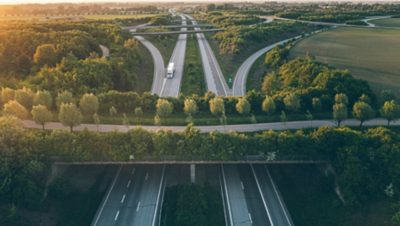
top-left (1, 0), bottom-right (399, 4)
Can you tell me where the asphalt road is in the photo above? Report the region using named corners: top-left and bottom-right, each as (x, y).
top-left (22, 118), bottom-right (400, 133)
top-left (252, 164), bottom-right (294, 226)
top-left (185, 14), bottom-right (231, 96)
top-left (92, 165), bottom-right (165, 226)
top-left (160, 14), bottom-right (188, 97)
top-left (99, 45), bottom-right (109, 58)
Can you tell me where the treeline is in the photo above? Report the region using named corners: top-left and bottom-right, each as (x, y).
top-left (2, 116), bottom-right (400, 213)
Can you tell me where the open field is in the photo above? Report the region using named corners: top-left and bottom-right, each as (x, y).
top-left (371, 18), bottom-right (400, 27)
top-left (270, 164), bottom-right (395, 226)
top-left (290, 27), bottom-right (400, 97)
top-left (0, 14), bottom-right (157, 21)
top-left (181, 35), bottom-right (206, 96)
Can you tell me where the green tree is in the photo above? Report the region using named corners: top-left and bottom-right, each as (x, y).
top-left (380, 100), bottom-right (400, 126)
top-left (56, 91), bottom-right (74, 109)
top-left (359, 94), bottom-right (371, 104)
top-left (93, 113), bottom-right (100, 132)
top-left (58, 103), bottom-right (82, 132)
top-left (262, 96), bottom-right (276, 115)
top-left (393, 210), bottom-right (400, 226)
top-left (79, 93), bottom-right (99, 116)
top-left (109, 106), bottom-right (117, 117)
top-left (312, 97), bottom-right (322, 112)
top-left (15, 87), bottom-right (34, 110)
top-left (262, 73), bottom-right (281, 95)
top-left (1, 88), bottom-right (15, 104)
top-left (280, 111), bottom-right (287, 123)
top-left (3, 100), bottom-right (29, 119)
top-left (33, 90), bottom-right (53, 109)
top-left (33, 44), bottom-right (58, 66)
top-left (184, 98), bottom-right (198, 116)
top-left (134, 107), bottom-right (143, 125)
top-left (333, 103), bottom-right (348, 126)
top-left (209, 97), bottom-right (225, 116)
top-left (31, 105), bottom-right (52, 129)
top-left (335, 93), bottom-right (349, 105)
top-left (156, 99), bottom-right (173, 117)
top-left (283, 93), bottom-right (301, 112)
top-left (352, 101), bottom-right (375, 127)
top-left (236, 98), bottom-right (251, 115)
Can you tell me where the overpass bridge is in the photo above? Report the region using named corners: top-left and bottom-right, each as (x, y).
top-left (129, 28), bottom-right (224, 35)
top-left (89, 161), bottom-right (326, 226)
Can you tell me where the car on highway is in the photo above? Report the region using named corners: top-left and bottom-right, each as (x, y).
top-left (166, 62), bottom-right (175, 78)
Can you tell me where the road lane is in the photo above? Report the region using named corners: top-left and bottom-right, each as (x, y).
top-left (252, 164), bottom-right (294, 226)
top-left (185, 14), bottom-right (231, 96)
top-left (160, 14), bottom-right (188, 97)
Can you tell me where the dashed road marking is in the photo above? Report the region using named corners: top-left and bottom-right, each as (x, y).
top-left (248, 213), bottom-right (253, 224)
top-left (136, 201), bottom-right (141, 212)
top-left (145, 172), bottom-right (149, 181)
top-left (114, 210), bottom-right (120, 221)
top-left (127, 180), bottom-right (131, 188)
top-left (241, 181), bottom-right (244, 190)
top-left (131, 168), bottom-right (135, 175)
top-left (121, 194), bottom-right (126, 204)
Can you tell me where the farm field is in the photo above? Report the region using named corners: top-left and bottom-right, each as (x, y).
top-left (290, 27), bottom-right (400, 96)
top-left (371, 18), bottom-right (400, 27)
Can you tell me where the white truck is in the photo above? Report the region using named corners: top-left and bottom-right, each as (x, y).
top-left (166, 62), bottom-right (175, 78)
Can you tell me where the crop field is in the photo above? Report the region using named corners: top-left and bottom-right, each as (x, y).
top-left (290, 27), bottom-right (400, 96)
top-left (371, 18), bottom-right (400, 27)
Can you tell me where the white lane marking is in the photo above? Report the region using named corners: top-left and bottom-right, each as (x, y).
top-left (131, 168), bottom-right (135, 175)
top-left (248, 213), bottom-right (253, 224)
top-left (151, 165), bottom-right (166, 226)
top-left (241, 181), bottom-right (245, 190)
top-left (93, 165), bottom-right (122, 226)
top-left (114, 210), bottom-right (120, 221)
top-left (136, 201), bottom-right (141, 212)
top-left (127, 180), bottom-right (131, 188)
top-left (145, 172), bottom-right (149, 181)
top-left (121, 194), bottom-right (126, 204)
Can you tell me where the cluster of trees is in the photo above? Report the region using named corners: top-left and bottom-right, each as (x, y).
top-left (2, 115), bottom-right (400, 214)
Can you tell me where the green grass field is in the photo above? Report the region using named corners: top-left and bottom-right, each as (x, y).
top-left (290, 27), bottom-right (400, 97)
top-left (146, 34), bottom-right (178, 65)
top-left (0, 14), bottom-right (157, 21)
top-left (371, 18), bottom-right (400, 27)
top-left (181, 35), bottom-right (206, 96)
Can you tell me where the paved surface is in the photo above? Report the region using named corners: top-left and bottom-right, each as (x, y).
top-left (186, 14), bottom-right (231, 96)
top-left (22, 118), bottom-right (400, 133)
top-left (131, 28), bottom-right (224, 35)
top-left (92, 165), bottom-right (165, 226)
top-left (252, 164), bottom-right (293, 226)
top-left (159, 14), bottom-right (188, 97)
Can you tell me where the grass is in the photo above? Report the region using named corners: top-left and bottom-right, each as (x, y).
top-left (371, 18), bottom-right (400, 27)
top-left (0, 14), bottom-right (157, 21)
top-left (133, 43), bottom-right (154, 94)
top-left (146, 34), bottom-right (178, 65)
top-left (181, 35), bottom-right (206, 96)
top-left (247, 54), bottom-right (268, 91)
top-left (269, 164), bottom-right (396, 226)
top-left (290, 27), bottom-right (400, 97)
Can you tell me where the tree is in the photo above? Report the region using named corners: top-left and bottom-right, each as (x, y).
top-left (56, 91), bottom-right (74, 109)
top-left (33, 90), bottom-right (53, 109)
top-left (380, 100), bottom-right (400, 126)
top-left (3, 100), bottom-right (29, 119)
top-left (209, 97), bottom-right (225, 116)
top-left (206, 3), bottom-right (216, 11)
top-left (156, 99), bottom-right (173, 117)
top-left (236, 98), bottom-right (251, 115)
top-left (312, 97), bottom-right (322, 112)
top-left (333, 103), bottom-right (348, 126)
top-left (79, 93), bottom-right (99, 116)
top-left (352, 101), bottom-right (375, 127)
top-left (262, 96), bottom-right (276, 115)
top-left (1, 88), bottom-right (15, 104)
top-left (359, 94), bottom-right (371, 104)
top-left (15, 87), bottom-right (34, 110)
top-left (393, 210), bottom-right (400, 226)
top-left (58, 103), bottom-right (82, 132)
top-left (31, 105), bottom-right (52, 129)
top-left (335, 93), bottom-right (349, 105)
top-left (109, 106), bottom-right (117, 116)
top-left (33, 44), bottom-right (58, 66)
top-left (262, 73), bottom-right (281, 95)
top-left (283, 93), bottom-right (301, 112)
top-left (280, 111), bottom-right (287, 123)
top-left (93, 113), bottom-right (100, 132)
top-left (134, 107), bottom-right (143, 125)
top-left (184, 98), bottom-right (198, 116)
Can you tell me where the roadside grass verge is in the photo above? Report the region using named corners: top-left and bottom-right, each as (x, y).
top-left (146, 34), bottom-right (178, 65)
top-left (133, 43), bottom-right (154, 94)
top-left (246, 55), bottom-right (267, 91)
top-left (269, 164), bottom-right (396, 226)
top-left (181, 35), bottom-right (206, 96)
top-left (290, 27), bottom-right (400, 97)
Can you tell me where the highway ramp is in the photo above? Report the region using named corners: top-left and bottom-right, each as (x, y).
top-left (159, 14), bottom-right (188, 97)
top-left (185, 14), bottom-right (231, 96)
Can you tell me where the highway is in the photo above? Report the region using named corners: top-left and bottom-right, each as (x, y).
top-left (222, 164), bottom-right (270, 226)
top-left (186, 14), bottom-right (231, 96)
top-left (130, 28), bottom-right (224, 35)
top-left (252, 164), bottom-right (294, 226)
top-left (92, 165), bottom-right (165, 226)
top-left (159, 14), bottom-right (188, 97)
